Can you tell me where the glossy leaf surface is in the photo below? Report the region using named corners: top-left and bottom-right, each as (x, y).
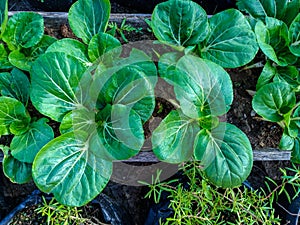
top-left (151, 0), bottom-right (209, 47)
top-left (253, 82), bottom-right (296, 122)
top-left (2, 147), bottom-right (32, 184)
top-left (46, 38), bottom-right (90, 65)
top-left (11, 118), bottom-right (54, 163)
top-left (194, 123), bottom-right (253, 188)
top-left (152, 110), bottom-right (200, 163)
top-left (255, 17), bottom-right (297, 66)
top-left (0, 96), bottom-right (30, 135)
top-left (0, 68), bottom-right (30, 105)
top-left (2, 12), bottom-right (43, 49)
top-left (30, 52), bottom-right (88, 121)
top-left (289, 13), bottom-right (300, 57)
top-left (33, 131), bottom-right (113, 206)
top-left (97, 104), bottom-right (144, 160)
top-left (88, 32), bottom-right (121, 63)
top-left (200, 9), bottom-right (258, 68)
top-left (68, 0), bottom-right (110, 44)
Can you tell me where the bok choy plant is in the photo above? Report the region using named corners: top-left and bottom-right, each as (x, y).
top-left (150, 0), bottom-right (258, 188)
top-left (237, 0), bottom-right (300, 163)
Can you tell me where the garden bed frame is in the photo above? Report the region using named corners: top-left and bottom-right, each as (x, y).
top-left (0, 11), bottom-right (292, 163)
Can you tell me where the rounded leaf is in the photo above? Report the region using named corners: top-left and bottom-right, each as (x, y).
top-left (11, 118), bottom-right (54, 163)
top-left (30, 52), bottom-right (88, 121)
top-left (152, 110), bottom-right (200, 163)
top-left (3, 12), bottom-right (43, 49)
top-left (194, 123), bottom-right (253, 188)
top-left (255, 17), bottom-right (297, 66)
top-left (200, 9), bottom-right (258, 68)
top-left (152, 0), bottom-right (209, 47)
top-left (97, 104), bottom-right (144, 160)
top-left (289, 13), bottom-right (300, 57)
top-left (166, 55), bottom-right (233, 118)
top-left (3, 152), bottom-right (32, 184)
top-left (0, 96), bottom-right (30, 135)
top-left (68, 0), bottom-right (110, 44)
top-left (253, 82), bottom-right (296, 122)
top-left (33, 131), bottom-right (113, 206)
top-left (46, 38), bottom-right (90, 65)
top-left (88, 32), bottom-right (121, 63)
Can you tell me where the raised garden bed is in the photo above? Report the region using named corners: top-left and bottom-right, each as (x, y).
top-left (0, 0), bottom-right (299, 224)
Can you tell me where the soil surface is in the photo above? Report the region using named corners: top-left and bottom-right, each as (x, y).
top-left (1, 2), bottom-right (294, 225)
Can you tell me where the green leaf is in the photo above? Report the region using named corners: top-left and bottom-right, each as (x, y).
top-left (2, 12), bottom-right (44, 49)
top-left (163, 55), bottom-right (233, 118)
top-left (46, 38), bottom-right (90, 65)
top-left (289, 13), bottom-right (300, 57)
top-left (0, 0), bottom-right (7, 37)
top-left (8, 35), bottom-right (56, 71)
top-left (32, 131), bottom-right (113, 206)
top-left (152, 110), bottom-right (200, 163)
top-left (256, 61), bottom-right (300, 91)
top-left (60, 108), bottom-right (97, 134)
top-left (68, 0), bottom-right (111, 44)
top-left (200, 9), bottom-right (258, 68)
top-left (158, 52), bottom-right (183, 79)
top-left (151, 0), bottom-right (209, 47)
top-left (11, 118), bottom-right (54, 163)
top-left (194, 123), bottom-right (253, 188)
top-left (237, 0), bottom-right (299, 25)
top-left (2, 149), bottom-right (32, 184)
top-left (0, 68), bottom-right (30, 105)
top-left (236, 0), bottom-right (273, 22)
top-left (291, 137), bottom-right (300, 163)
top-left (97, 104), bottom-right (144, 160)
top-left (284, 0), bottom-right (300, 26)
top-left (88, 32), bottom-right (121, 63)
top-left (0, 43), bottom-right (12, 70)
top-left (96, 66), bottom-right (156, 122)
top-left (0, 96), bottom-right (30, 135)
top-left (30, 52), bottom-right (88, 122)
top-left (252, 82), bottom-right (296, 122)
top-left (255, 17), bottom-right (297, 66)
top-left (279, 129), bottom-right (294, 150)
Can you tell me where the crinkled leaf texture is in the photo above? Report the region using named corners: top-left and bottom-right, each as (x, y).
top-left (68, 0), bottom-right (110, 44)
top-left (255, 17), bottom-right (297, 66)
top-left (30, 52), bottom-right (89, 122)
top-left (0, 96), bottom-right (30, 135)
top-left (151, 0), bottom-right (209, 47)
top-left (33, 131), bottom-right (113, 206)
top-left (194, 123), bottom-right (253, 188)
top-left (200, 9), bottom-right (258, 68)
top-left (289, 13), bottom-right (300, 57)
top-left (11, 118), bottom-right (54, 163)
top-left (253, 82), bottom-right (296, 122)
top-left (0, 68), bottom-right (30, 106)
top-left (2, 12), bottom-right (44, 49)
top-left (159, 54), bottom-right (233, 118)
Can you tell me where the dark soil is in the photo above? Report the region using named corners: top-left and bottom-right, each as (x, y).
top-left (8, 0), bottom-right (138, 13)
top-left (1, 3), bottom-right (294, 225)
